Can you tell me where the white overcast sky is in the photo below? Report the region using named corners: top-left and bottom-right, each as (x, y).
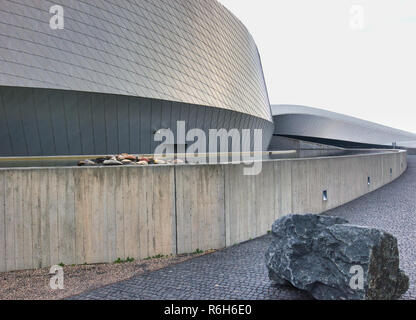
top-left (219, 0), bottom-right (416, 134)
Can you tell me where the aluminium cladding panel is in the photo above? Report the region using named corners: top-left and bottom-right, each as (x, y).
top-left (273, 113), bottom-right (414, 148)
top-left (272, 105), bottom-right (416, 147)
top-left (0, 86), bottom-right (274, 156)
top-left (0, 0), bottom-right (272, 122)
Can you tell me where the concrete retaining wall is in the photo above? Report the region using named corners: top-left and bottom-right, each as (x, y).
top-left (0, 151), bottom-right (407, 272)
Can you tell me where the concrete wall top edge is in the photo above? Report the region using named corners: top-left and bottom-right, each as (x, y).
top-left (0, 150), bottom-right (407, 172)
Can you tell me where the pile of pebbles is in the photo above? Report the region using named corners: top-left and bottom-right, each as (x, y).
top-left (78, 153), bottom-right (184, 167)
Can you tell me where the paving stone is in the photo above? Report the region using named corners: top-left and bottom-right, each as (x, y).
top-left (69, 156), bottom-right (416, 300)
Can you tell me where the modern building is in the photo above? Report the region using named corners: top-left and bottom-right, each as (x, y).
top-left (0, 0), bottom-right (274, 157)
top-left (271, 104), bottom-right (416, 149)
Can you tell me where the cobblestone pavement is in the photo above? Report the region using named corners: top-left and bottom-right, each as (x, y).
top-left (70, 156), bottom-right (416, 300)
top-left (69, 234), bottom-right (312, 300)
top-left (327, 156), bottom-right (416, 300)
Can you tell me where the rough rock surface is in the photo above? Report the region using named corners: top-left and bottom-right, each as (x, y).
top-left (265, 214), bottom-right (409, 300)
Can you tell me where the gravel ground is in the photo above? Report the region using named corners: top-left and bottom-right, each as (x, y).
top-left (70, 156), bottom-right (416, 300)
top-left (0, 253), bottom-right (208, 300)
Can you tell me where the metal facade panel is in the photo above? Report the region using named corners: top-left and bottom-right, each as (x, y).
top-left (272, 105), bottom-right (416, 148)
top-left (0, 0), bottom-right (272, 122)
top-left (0, 86), bottom-right (274, 156)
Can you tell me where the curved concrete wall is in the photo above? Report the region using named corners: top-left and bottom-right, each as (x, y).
top-left (0, 0), bottom-right (274, 156)
top-left (0, 151), bottom-right (407, 272)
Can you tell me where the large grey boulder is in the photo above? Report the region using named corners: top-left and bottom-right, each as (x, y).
top-left (265, 214), bottom-right (409, 300)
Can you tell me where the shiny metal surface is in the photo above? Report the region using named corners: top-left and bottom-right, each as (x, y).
top-left (0, 0), bottom-right (274, 156)
top-left (0, 0), bottom-right (272, 121)
top-left (272, 105), bottom-right (416, 148)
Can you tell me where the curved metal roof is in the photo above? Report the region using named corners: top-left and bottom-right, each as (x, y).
top-left (272, 105), bottom-right (416, 148)
top-left (0, 0), bottom-right (272, 122)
